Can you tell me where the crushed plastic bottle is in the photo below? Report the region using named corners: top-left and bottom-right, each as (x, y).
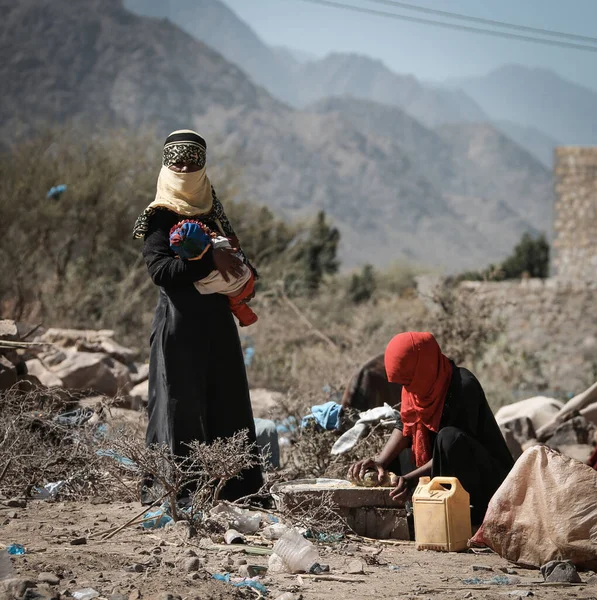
top-left (272, 528), bottom-right (321, 574)
top-left (72, 588), bottom-right (100, 600)
top-left (210, 504), bottom-right (262, 534)
top-left (6, 544), bottom-right (25, 556)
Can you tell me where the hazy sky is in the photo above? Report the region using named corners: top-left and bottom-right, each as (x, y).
top-left (221, 0), bottom-right (597, 89)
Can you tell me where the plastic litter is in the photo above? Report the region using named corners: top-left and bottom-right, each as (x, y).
top-left (272, 528), bottom-right (322, 574)
top-left (210, 504), bottom-right (262, 534)
top-left (463, 575), bottom-right (521, 585)
top-left (244, 346), bottom-right (255, 367)
top-left (225, 529), bottom-right (246, 545)
top-left (72, 589), bottom-right (100, 600)
top-left (142, 508), bottom-right (172, 529)
top-left (96, 449), bottom-right (137, 470)
top-left (212, 573), bottom-right (268, 594)
top-left (262, 523), bottom-right (289, 541)
top-left (53, 408), bottom-right (94, 426)
top-left (6, 544), bottom-right (25, 556)
top-left (32, 481), bottom-right (66, 500)
top-left (46, 184), bottom-right (68, 200)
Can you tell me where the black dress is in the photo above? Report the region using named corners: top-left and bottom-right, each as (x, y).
top-left (395, 363), bottom-right (514, 524)
top-left (142, 208), bottom-right (263, 501)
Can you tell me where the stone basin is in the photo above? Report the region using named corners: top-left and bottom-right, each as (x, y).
top-left (271, 478), bottom-right (410, 540)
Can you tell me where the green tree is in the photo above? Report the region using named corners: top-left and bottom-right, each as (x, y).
top-left (347, 264), bottom-right (376, 304)
top-left (500, 232), bottom-right (550, 279)
top-left (291, 211), bottom-right (340, 295)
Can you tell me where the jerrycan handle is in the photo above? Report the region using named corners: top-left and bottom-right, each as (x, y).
top-left (427, 477), bottom-right (460, 493)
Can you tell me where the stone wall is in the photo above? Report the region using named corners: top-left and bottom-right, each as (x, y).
top-left (553, 147), bottom-right (597, 280)
top-left (458, 278), bottom-right (597, 398)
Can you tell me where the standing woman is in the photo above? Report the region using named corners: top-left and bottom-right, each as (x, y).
top-left (133, 130), bottom-right (263, 502)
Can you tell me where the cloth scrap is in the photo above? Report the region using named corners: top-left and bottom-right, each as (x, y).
top-left (332, 403), bottom-right (399, 455)
top-left (301, 401), bottom-right (342, 431)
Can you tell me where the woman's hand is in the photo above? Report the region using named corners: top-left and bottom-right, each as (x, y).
top-left (348, 458), bottom-right (386, 484)
top-left (389, 476), bottom-right (412, 505)
top-left (213, 247), bottom-right (245, 282)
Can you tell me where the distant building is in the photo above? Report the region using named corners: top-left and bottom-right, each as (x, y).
top-left (553, 147), bottom-right (597, 281)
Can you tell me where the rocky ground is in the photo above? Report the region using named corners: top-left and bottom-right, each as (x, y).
top-left (1, 500), bottom-right (596, 600)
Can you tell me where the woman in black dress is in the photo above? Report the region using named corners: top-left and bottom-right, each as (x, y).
top-left (133, 130), bottom-right (263, 502)
top-left (349, 332), bottom-right (513, 524)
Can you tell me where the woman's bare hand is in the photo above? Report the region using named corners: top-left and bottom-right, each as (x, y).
top-left (389, 476), bottom-right (412, 506)
top-left (213, 247), bottom-right (244, 282)
top-left (348, 458), bottom-right (386, 484)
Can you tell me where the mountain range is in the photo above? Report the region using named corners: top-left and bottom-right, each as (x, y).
top-left (1, 0), bottom-right (555, 271)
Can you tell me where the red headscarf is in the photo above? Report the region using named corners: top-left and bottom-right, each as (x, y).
top-left (384, 332), bottom-right (453, 467)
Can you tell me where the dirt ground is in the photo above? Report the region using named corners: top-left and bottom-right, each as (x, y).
top-left (0, 500), bottom-right (595, 600)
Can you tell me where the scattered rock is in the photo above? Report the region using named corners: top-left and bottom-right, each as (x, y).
top-left (541, 560), bottom-right (582, 583)
top-left (37, 573), bottom-right (60, 585)
top-left (499, 417), bottom-right (536, 460)
top-left (237, 565), bottom-right (266, 578)
top-left (346, 560), bottom-right (365, 575)
top-left (182, 558), bottom-right (201, 573)
top-left (38, 350), bottom-right (67, 368)
top-left (472, 565), bottom-right (493, 572)
top-left (0, 356), bottom-right (17, 391)
top-left (159, 594), bottom-right (181, 600)
top-left (462, 593), bottom-right (473, 599)
top-left (126, 564), bottom-right (146, 573)
top-left (51, 352), bottom-right (131, 397)
top-left (108, 595), bottom-right (128, 600)
top-left (234, 558), bottom-right (247, 567)
top-left (24, 359), bottom-right (63, 388)
top-left (7, 511), bottom-right (19, 519)
top-left (546, 416), bottom-right (596, 449)
top-left (129, 362), bottom-right (150, 385)
top-left (128, 590), bottom-right (141, 600)
top-left (183, 549), bottom-right (197, 557)
top-left (5, 499), bottom-right (26, 508)
top-left (70, 537), bottom-right (87, 546)
top-left (276, 594), bottom-right (300, 600)
top-left (129, 380), bottom-right (149, 406)
top-left (0, 578), bottom-right (37, 599)
top-left (0, 320), bottom-right (18, 341)
top-left (499, 567), bottom-right (518, 575)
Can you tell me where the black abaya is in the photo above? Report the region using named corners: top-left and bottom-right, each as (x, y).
top-left (396, 364), bottom-right (514, 523)
top-left (142, 208), bottom-right (263, 501)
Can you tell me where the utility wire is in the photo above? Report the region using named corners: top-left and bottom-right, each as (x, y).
top-left (286, 0), bottom-right (597, 54)
top-left (365, 0), bottom-right (597, 46)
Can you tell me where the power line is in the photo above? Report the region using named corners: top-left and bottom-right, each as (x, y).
top-left (285, 0), bottom-right (597, 54)
top-left (365, 0), bottom-right (597, 46)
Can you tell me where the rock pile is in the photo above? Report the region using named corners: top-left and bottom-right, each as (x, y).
top-left (0, 320), bottom-right (149, 407)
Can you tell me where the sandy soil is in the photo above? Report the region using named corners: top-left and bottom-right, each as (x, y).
top-left (0, 500), bottom-right (595, 600)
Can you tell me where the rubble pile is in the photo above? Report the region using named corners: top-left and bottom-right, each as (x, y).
top-left (0, 320), bottom-right (149, 407)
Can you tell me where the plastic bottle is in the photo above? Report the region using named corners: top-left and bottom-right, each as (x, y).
top-left (272, 528), bottom-right (321, 574)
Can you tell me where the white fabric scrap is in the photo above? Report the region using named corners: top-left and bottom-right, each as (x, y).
top-left (331, 403), bottom-right (399, 455)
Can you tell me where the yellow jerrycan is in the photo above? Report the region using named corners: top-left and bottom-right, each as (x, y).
top-left (412, 476), bottom-right (472, 552)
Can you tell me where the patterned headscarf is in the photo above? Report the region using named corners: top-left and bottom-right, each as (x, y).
top-left (162, 130), bottom-right (207, 169)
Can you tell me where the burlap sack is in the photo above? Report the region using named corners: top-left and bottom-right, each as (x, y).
top-left (471, 445), bottom-right (597, 568)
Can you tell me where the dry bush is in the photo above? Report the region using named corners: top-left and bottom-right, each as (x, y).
top-left (277, 491), bottom-right (347, 539)
top-left (100, 429), bottom-right (262, 523)
top-left (0, 125), bottom-right (158, 350)
top-left (0, 384), bottom-right (132, 500)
